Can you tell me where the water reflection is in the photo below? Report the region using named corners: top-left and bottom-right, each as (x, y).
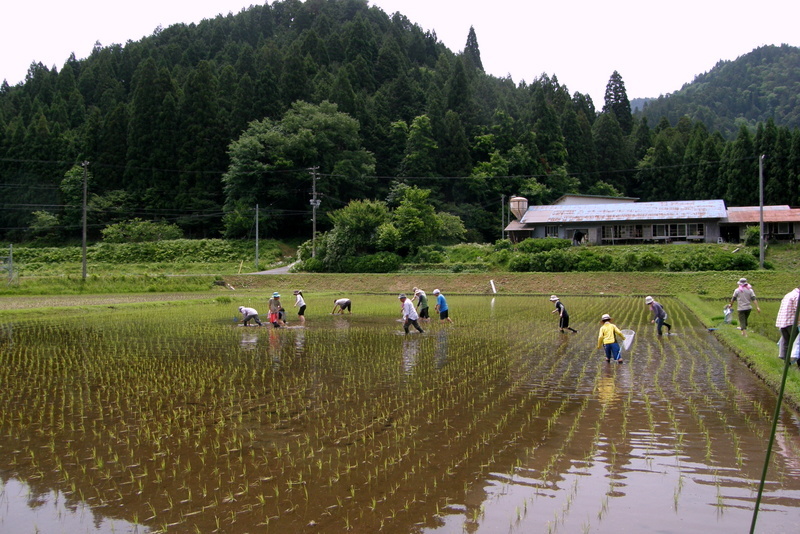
top-left (238, 329), bottom-right (258, 350)
top-left (402, 337), bottom-right (420, 375)
top-left (434, 329), bottom-right (449, 369)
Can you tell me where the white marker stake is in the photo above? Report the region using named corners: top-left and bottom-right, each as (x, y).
top-left (490, 280), bottom-right (497, 294)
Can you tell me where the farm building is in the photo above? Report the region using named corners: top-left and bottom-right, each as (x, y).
top-left (505, 195), bottom-right (800, 245)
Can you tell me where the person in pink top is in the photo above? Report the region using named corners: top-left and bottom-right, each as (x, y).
top-left (776, 285), bottom-right (800, 364)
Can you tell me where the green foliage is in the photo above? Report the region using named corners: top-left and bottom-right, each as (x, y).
top-left (516, 238), bottom-right (571, 254)
top-left (339, 252), bottom-right (402, 273)
top-left (101, 218), bottom-right (184, 243)
top-left (744, 225), bottom-right (760, 246)
top-left (12, 239), bottom-right (276, 265)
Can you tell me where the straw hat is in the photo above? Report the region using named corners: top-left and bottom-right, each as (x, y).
top-left (601, 313), bottom-right (611, 321)
top-left (738, 278), bottom-right (748, 284)
top-left (398, 294), bottom-right (407, 299)
top-left (645, 296), bottom-right (654, 304)
top-left (549, 295), bottom-right (559, 301)
top-left (433, 289), bottom-right (440, 294)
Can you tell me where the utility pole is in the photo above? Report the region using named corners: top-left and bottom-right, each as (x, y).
top-left (81, 161), bottom-right (89, 281)
top-left (255, 204), bottom-right (259, 270)
top-left (501, 194), bottom-right (506, 240)
top-left (309, 167), bottom-right (321, 257)
top-left (759, 155), bottom-right (765, 269)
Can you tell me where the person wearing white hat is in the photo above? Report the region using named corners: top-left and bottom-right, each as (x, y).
top-left (399, 294), bottom-right (424, 334)
top-left (433, 289), bottom-right (452, 323)
top-left (645, 296), bottom-right (672, 336)
top-left (412, 287), bottom-right (430, 321)
top-left (549, 295), bottom-right (577, 334)
top-left (332, 298), bottom-right (352, 314)
top-left (268, 292), bottom-right (283, 327)
top-left (597, 313), bottom-right (625, 363)
top-left (238, 306), bottom-right (263, 326)
top-left (729, 278), bottom-right (760, 337)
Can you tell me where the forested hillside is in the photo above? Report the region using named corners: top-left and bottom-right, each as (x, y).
top-left (636, 44), bottom-right (800, 138)
top-left (1, 0), bottom-right (800, 245)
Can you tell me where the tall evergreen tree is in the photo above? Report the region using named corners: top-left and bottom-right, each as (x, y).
top-left (722, 124), bottom-right (758, 206)
top-left (602, 71), bottom-right (633, 136)
top-left (463, 26), bottom-right (484, 72)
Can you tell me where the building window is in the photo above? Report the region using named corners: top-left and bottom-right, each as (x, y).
top-left (545, 225), bottom-right (559, 237)
top-left (652, 223), bottom-right (704, 240)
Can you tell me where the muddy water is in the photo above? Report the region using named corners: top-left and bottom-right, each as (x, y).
top-left (0, 296), bottom-right (798, 533)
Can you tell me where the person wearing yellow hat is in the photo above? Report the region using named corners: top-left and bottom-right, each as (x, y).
top-left (597, 313), bottom-right (625, 363)
top-left (549, 295), bottom-right (577, 334)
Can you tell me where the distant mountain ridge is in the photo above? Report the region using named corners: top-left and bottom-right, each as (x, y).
top-left (634, 44), bottom-right (800, 138)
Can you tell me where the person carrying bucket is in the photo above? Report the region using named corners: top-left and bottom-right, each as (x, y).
top-left (597, 313), bottom-right (626, 364)
top-left (729, 277), bottom-right (760, 337)
top-left (549, 295), bottom-right (577, 333)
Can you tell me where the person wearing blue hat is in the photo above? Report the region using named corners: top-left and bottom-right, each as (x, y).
top-left (268, 292), bottom-right (283, 327)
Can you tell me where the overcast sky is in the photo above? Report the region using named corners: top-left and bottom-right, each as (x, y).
top-left (2, 1), bottom-right (798, 105)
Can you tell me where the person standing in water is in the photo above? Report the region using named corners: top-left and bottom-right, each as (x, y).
top-left (399, 294), bottom-right (424, 334)
top-left (293, 290), bottom-right (306, 324)
top-left (412, 287), bottom-right (430, 322)
top-left (597, 313), bottom-right (626, 364)
top-left (268, 292), bottom-right (283, 328)
top-left (433, 289), bottom-right (453, 323)
top-left (645, 296), bottom-right (672, 336)
top-left (550, 295), bottom-right (577, 333)
top-left (729, 277), bottom-right (760, 337)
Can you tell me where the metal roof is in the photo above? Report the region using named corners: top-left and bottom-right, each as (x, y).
top-left (519, 200), bottom-right (727, 224)
top-left (724, 206), bottom-right (800, 223)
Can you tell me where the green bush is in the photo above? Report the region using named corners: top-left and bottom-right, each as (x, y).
top-left (101, 218), bottom-right (183, 243)
top-left (341, 252), bottom-right (402, 273)
top-left (413, 245), bottom-right (447, 263)
top-left (508, 253), bottom-right (532, 272)
top-left (516, 238), bottom-right (571, 254)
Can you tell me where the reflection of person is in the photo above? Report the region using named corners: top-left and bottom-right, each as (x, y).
top-left (399, 294), bottom-right (424, 334)
top-left (268, 292), bottom-right (283, 328)
top-left (645, 296), bottom-right (672, 335)
top-left (433, 289), bottom-right (453, 323)
top-left (238, 306), bottom-right (262, 326)
top-left (412, 287), bottom-right (429, 321)
top-left (293, 290), bottom-right (306, 324)
top-left (332, 298), bottom-right (352, 314)
top-left (597, 313), bottom-right (625, 363)
top-left (550, 295), bottom-right (577, 333)
top-left (729, 277), bottom-right (760, 336)
top-left (776, 285), bottom-right (800, 363)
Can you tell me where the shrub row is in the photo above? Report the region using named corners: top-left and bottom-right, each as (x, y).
top-left (10, 239), bottom-right (278, 264)
top-left (508, 247), bottom-right (761, 272)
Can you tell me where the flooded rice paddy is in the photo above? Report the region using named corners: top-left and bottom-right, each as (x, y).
top-left (0, 295), bottom-right (799, 533)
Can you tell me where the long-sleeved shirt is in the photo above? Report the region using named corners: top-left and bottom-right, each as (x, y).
top-left (597, 322), bottom-right (625, 348)
top-left (776, 288), bottom-right (800, 328)
top-left (401, 299), bottom-right (419, 321)
top-left (649, 301), bottom-right (667, 320)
